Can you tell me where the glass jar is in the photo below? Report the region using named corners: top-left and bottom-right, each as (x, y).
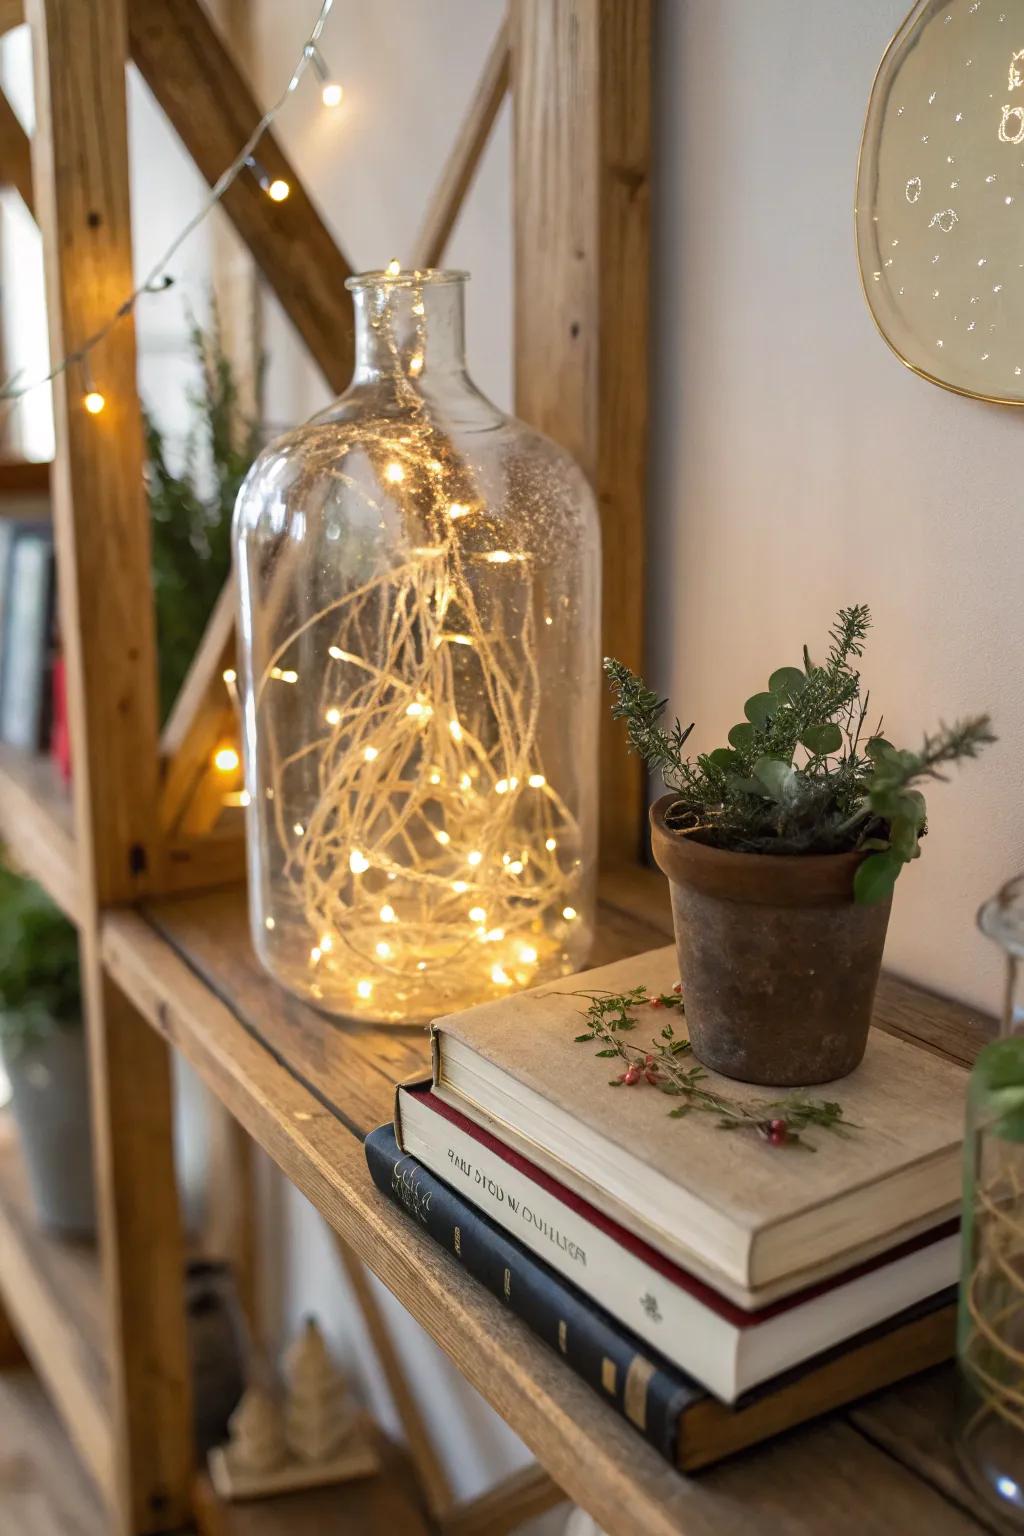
top-left (956, 875), bottom-right (1024, 1523)
top-left (233, 269), bottom-right (600, 1023)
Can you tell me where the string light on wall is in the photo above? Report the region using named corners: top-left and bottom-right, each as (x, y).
top-left (1, 0), bottom-right (341, 417)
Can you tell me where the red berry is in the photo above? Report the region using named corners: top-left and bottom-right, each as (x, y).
top-left (768, 1121), bottom-right (789, 1147)
top-left (650, 997), bottom-right (664, 1009)
top-left (769, 1118), bottom-right (787, 1134)
top-left (624, 1066), bottom-right (640, 1085)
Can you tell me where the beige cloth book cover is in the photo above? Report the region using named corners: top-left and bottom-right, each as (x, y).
top-left (430, 945), bottom-right (968, 1303)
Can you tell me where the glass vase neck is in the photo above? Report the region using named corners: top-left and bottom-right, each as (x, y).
top-left (347, 269), bottom-right (469, 384)
top-left (978, 874), bottom-right (1024, 1037)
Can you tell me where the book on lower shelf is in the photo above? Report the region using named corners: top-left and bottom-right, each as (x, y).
top-left (365, 1123), bottom-right (956, 1471)
top-left (429, 945), bottom-right (968, 1305)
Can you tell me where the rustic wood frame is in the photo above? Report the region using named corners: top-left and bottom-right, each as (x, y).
top-left (0, 1), bottom-right (650, 1531)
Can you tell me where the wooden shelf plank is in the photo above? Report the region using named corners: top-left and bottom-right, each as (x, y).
top-left (0, 1115), bottom-right (113, 1507)
top-left (0, 744), bottom-right (79, 922)
top-left (0, 1367), bottom-right (108, 1536)
top-left (100, 882), bottom-right (993, 1536)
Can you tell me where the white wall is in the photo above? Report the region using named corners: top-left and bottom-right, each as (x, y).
top-left (649, 0), bottom-right (1024, 1018)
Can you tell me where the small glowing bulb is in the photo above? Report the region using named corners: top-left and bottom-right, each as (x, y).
top-left (508, 859), bottom-right (524, 875)
top-left (379, 904), bottom-right (396, 923)
top-left (267, 178), bottom-right (290, 202)
top-left (428, 770), bottom-right (442, 785)
top-left (409, 352), bottom-right (423, 375)
top-left (406, 700), bottom-right (428, 717)
top-left (562, 906), bottom-right (578, 921)
top-left (469, 906), bottom-right (487, 923)
top-left (349, 849), bottom-right (370, 874)
top-left (459, 773), bottom-right (472, 791)
top-left (528, 773), bottom-right (546, 788)
top-left (264, 916), bottom-right (275, 931)
top-left (281, 669), bottom-right (298, 684)
top-left (502, 854), bottom-right (511, 866)
top-left (213, 746), bottom-right (240, 773)
top-left (320, 934), bottom-right (333, 953)
top-left (385, 461), bottom-right (405, 484)
top-left (495, 779), bottom-right (510, 795)
top-left (356, 979), bottom-right (373, 999)
top-left (83, 390), bottom-right (106, 415)
top-left (491, 964), bottom-right (513, 987)
top-left (417, 960), bottom-right (428, 971)
top-left (363, 745), bottom-right (379, 762)
top-left (448, 501), bottom-right (470, 520)
top-left (412, 300), bottom-right (425, 317)
top-left (376, 941), bottom-right (392, 959)
top-left (519, 944), bottom-right (538, 965)
top-left (328, 645), bottom-right (344, 660)
top-left (222, 668), bottom-right (237, 684)
top-left (544, 615), bottom-right (553, 626)
top-left (435, 829), bottom-right (451, 845)
top-left (545, 836), bottom-right (557, 851)
top-left (325, 706), bottom-right (341, 725)
top-left (485, 928), bottom-right (505, 942)
top-left (467, 850), bottom-right (483, 867)
top-left (386, 258), bottom-right (401, 276)
top-left (452, 880), bottom-right (469, 894)
top-left (486, 550), bottom-right (513, 563)
top-left (321, 81), bottom-right (343, 107)
top-left (293, 822), bottom-right (305, 837)
top-left (449, 719), bottom-right (463, 742)
top-left (310, 946), bottom-right (322, 963)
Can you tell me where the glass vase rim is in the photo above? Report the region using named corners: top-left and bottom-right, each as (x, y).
top-left (978, 873), bottom-right (1024, 959)
top-left (345, 267), bottom-right (470, 292)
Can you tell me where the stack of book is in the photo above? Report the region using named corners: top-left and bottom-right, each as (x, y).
top-left (366, 946), bottom-right (968, 1470)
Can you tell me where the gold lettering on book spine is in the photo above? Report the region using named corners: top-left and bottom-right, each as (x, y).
top-left (558, 1320), bottom-right (568, 1354)
top-left (503, 1268), bottom-right (511, 1299)
top-left (624, 1356), bottom-right (656, 1432)
top-left (601, 1358), bottom-right (617, 1395)
top-left (453, 1226), bottom-right (461, 1257)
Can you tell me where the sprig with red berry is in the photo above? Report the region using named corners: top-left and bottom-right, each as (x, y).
top-left (570, 987), bottom-right (854, 1150)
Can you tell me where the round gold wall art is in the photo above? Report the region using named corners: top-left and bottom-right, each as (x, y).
top-left (857, 0), bottom-right (1024, 403)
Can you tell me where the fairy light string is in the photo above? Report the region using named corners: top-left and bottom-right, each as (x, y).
top-left (1, 0), bottom-right (340, 416)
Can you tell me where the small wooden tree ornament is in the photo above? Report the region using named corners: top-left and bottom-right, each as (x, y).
top-left (283, 1316), bottom-right (357, 1463)
top-left (208, 1384), bottom-right (288, 1497)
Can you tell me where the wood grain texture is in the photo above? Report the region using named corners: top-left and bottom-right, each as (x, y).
top-left (28, 0), bottom-right (163, 907)
top-left (513, 0), bottom-right (652, 866)
top-left (101, 895), bottom-right (995, 1536)
top-left (0, 744), bottom-right (79, 922)
top-left (160, 573), bottom-right (238, 834)
top-left (0, 1368), bottom-right (108, 1536)
top-left (0, 87), bottom-right (32, 214)
top-left (0, 1114), bottom-right (113, 1505)
top-left (330, 1231), bottom-right (454, 1521)
top-left (84, 973), bottom-right (194, 1533)
top-left (128, 0), bottom-right (354, 395)
top-left (412, 16), bottom-right (510, 270)
top-left (439, 1462), bottom-right (565, 1536)
top-left (0, 458), bottom-right (50, 496)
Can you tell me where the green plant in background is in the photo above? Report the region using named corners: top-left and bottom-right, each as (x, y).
top-left (147, 316), bottom-right (263, 723)
top-left (605, 605), bottom-right (995, 905)
top-left (0, 863), bottom-right (80, 1051)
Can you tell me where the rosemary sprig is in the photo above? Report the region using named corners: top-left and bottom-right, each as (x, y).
top-left (569, 987), bottom-right (854, 1150)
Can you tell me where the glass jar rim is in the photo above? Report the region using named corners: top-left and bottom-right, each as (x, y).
top-left (345, 268), bottom-right (470, 291)
top-left (978, 873), bottom-right (1024, 959)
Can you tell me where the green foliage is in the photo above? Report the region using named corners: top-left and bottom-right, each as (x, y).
top-left (605, 606), bottom-right (996, 904)
top-left (147, 317), bottom-right (262, 723)
top-left (0, 864), bottom-right (80, 1049)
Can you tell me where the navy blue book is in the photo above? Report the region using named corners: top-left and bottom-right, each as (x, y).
top-left (364, 1123), bottom-right (956, 1470)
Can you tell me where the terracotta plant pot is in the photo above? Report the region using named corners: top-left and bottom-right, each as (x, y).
top-left (650, 794), bottom-right (892, 1087)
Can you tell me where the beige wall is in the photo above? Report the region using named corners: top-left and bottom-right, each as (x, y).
top-left (650, 0), bottom-right (1023, 1018)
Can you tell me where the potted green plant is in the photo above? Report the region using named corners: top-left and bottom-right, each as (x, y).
top-left (605, 606), bottom-right (994, 1087)
top-left (0, 864), bottom-right (94, 1233)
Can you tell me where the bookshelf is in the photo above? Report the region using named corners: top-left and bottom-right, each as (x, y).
top-left (0, 2), bottom-right (999, 1535)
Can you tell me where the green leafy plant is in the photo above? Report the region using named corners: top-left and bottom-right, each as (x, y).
top-left (605, 605), bottom-right (995, 905)
top-left (147, 316), bottom-right (263, 722)
top-left (0, 864), bottom-right (80, 1051)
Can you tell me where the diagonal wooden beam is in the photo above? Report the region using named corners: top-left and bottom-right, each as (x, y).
top-left (412, 15), bottom-right (510, 270)
top-left (0, 87), bottom-right (32, 215)
top-left (439, 1463), bottom-right (565, 1536)
top-left (159, 573), bottom-right (237, 834)
top-left (128, 0), bottom-right (354, 394)
top-left (0, 1), bottom-right (24, 33)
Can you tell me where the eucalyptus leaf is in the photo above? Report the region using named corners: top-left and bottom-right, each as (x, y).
top-left (853, 850), bottom-right (902, 906)
top-left (707, 747), bottom-right (738, 770)
top-left (744, 691), bottom-right (781, 729)
top-left (727, 722), bottom-right (755, 750)
top-left (769, 666), bottom-right (807, 700)
top-left (752, 756), bottom-right (797, 802)
top-left (800, 722), bottom-right (843, 756)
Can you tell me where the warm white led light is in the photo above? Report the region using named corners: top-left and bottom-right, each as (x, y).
top-left (449, 719), bottom-right (463, 742)
top-left (293, 822), bottom-right (305, 837)
top-left (310, 946), bottom-right (321, 963)
top-left (452, 880), bottom-right (469, 894)
top-left (325, 706), bottom-right (341, 725)
top-left (469, 906), bottom-right (487, 923)
top-left (222, 668), bottom-right (237, 684)
top-left (264, 916), bottom-right (275, 930)
top-left (379, 904), bottom-right (397, 923)
top-left (519, 944), bottom-right (538, 964)
top-left (386, 258), bottom-right (401, 276)
top-left (562, 906), bottom-right (577, 920)
top-left (322, 81), bottom-right (344, 107)
top-left (467, 850), bottom-right (483, 867)
top-left (363, 745), bottom-right (379, 761)
top-left (545, 837), bottom-right (557, 851)
top-left (485, 550), bottom-right (513, 563)
top-left (495, 779), bottom-right (509, 795)
top-left (448, 501), bottom-right (470, 519)
top-left (435, 829), bottom-right (451, 845)
top-left (349, 849), bottom-right (370, 874)
top-left (528, 773), bottom-right (546, 788)
top-left (491, 964), bottom-right (513, 986)
top-left (356, 979), bottom-right (373, 999)
top-left (375, 941), bottom-right (392, 959)
top-left (385, 461), bottom-right (405, 483)
top-left (213, 746), bottom-right (240, 773)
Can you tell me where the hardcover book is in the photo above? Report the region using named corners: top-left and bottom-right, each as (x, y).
top-left (430, 945), bottom-right (968, 1304)
top-left (395, 1082), bottom-right (959, 1402)
top-left (365, 1123), bottom-right (956, 1470)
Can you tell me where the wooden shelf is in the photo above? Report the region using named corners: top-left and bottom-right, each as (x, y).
top-left (0, 745), bottom-right (79, 922)
top-left (100, 869), bottom-right (996, 1536)
top-left (0, 1366), bottom-right (108, 1536)
top-left (0, 1114), bottom-right (113, 1506)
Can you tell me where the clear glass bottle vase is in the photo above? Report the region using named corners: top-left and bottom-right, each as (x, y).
top-left (956, 875), bottom-right (1024, 1522)
top-left (233, 270), bottom-right (601, 1023)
